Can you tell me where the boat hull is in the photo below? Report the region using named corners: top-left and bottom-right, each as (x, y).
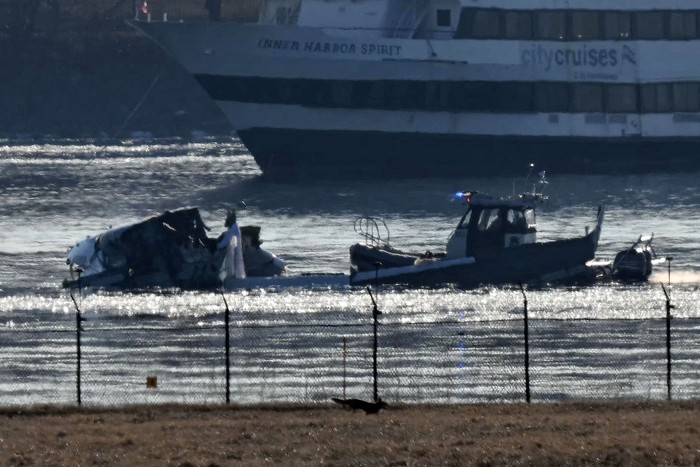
top-left (240, 128), bottom-right (700, 179)
top-left (351, 236), bottom-right (599, 288)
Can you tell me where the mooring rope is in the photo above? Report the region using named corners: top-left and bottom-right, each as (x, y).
top-left (81, 56), bottom-right (170, 168)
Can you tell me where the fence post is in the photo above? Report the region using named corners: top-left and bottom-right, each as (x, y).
top-left (69, 281), bottom-right (84, 406)
top-left (221, 291), bottom-right (231, 404)
top-left (366, 287), bottom-right (381, 402)
top-left (662, 283), bottom-right (674, 401)
top-left (519, 283), bottom-right (531, 403)
top-left (342, 337), bottom-right (347, 399)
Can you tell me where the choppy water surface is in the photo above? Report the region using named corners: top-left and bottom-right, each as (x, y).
top-left (1, 136), bottom-right (699, 405)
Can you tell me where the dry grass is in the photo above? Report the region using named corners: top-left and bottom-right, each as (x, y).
top-left (1, 402), bottom-right (699, 465)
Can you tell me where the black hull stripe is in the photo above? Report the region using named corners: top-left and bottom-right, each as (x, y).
top-left (195, 74), bottom-right (700, 114)
top-left (238, 128), bottom-right (700, 179)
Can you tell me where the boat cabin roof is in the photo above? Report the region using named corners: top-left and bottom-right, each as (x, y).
top-left (257, 0), bottom-right (700, 42)
top-left (453, 191), bottom-right (544, 210)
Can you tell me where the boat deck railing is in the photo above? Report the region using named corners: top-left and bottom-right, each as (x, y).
top-left (354, 216), bottom-right (391, 248)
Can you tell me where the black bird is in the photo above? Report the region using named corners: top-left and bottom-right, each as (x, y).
top-left (331, 397), bottom-right (388, 415)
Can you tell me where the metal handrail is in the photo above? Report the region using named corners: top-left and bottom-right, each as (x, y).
top-left (354, 216), bottom-right (391, 247)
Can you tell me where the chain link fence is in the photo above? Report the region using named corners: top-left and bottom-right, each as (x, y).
top-left (1, 287), bottom-right (699, 407)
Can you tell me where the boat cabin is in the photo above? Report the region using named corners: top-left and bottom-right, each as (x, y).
top-left (257, 0), bottom-right (461, 39)
top-left (446, 192), bottom-right (538, 259)
top-left (255, 0), bottom-right (700, 42)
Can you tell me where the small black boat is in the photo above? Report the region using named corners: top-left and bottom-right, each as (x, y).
top-left (350, 174), bottom-right (605, 288)
top-left (610, 234), bottom-right (662, 281)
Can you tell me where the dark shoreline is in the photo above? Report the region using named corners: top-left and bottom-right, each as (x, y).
top-left (1, 13), bottom-right (230, 140)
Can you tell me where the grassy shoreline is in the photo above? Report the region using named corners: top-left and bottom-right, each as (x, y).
top-left (2, 401), bottom-right (699, 465)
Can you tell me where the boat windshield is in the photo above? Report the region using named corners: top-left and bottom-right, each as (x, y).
top-left (524, 208), bottom-right (536, 228)
top-left (456, 207), bottom-right (471, 229)
top-left (477, 208), bottom-right (501, 231)
top-left (505, 208), bottom-right (526, 231)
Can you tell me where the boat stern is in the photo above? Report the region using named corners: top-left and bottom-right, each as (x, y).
top-left (589, 204), bottom-right (606, 247)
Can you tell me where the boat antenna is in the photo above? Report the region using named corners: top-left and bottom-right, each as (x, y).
top-left (514, 163), bottom-right (536, 196)
top-left (524, 163), bottom-right (535, 185)
top-left (533, 170), bottom-right (548, 196)
top-left (518, 168), bottom-right (549, 204)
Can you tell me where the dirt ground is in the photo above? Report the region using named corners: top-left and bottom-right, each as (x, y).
top-left (1, 402), bottom-right (699, 466)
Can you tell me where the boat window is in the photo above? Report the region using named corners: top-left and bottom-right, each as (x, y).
top-left (640, 83), bottom-right (676, 113)
top-left (387, 81), bottom-right (408, 108)
top-left (688, 84), bottom-right (700, 112)
top-left (673, 83), bottom-right (700, 112)
top-left (366, 81), bottom-right (386, 106)
top-left (505, 209), bottom-right (527, 232)
top-left (655, 84), bottom-right (673, 112)
top-left (572, 83), bottom-right (604, 112)
top-left (524, 208), bottom-right (536, 228)
top-left (437, 82), bottom-right (451, 108)
top-left (640, 84), bottom-right (657, 112)
top-left (504, 11), bottom-right (533, 39)
top-left (216, 76), bottom-right (700, 115)
top-left (535, 83), bottom-right (570, 112)
top-left (571, 11), bottom-right (600, 40)
top-left (455, 8), bottom-right (700, 41)
top-left (424, 81), bottom-right (442, 109)
top-left (472, 10), bottom-right (501, 39)
top-left (536, 11), bottom-right (566, 40)
top-left (456, 209), bottom-right (472, 229)
top-left (468, 82), bottom-right (500, 111)
top-left (275, 7), bottom-right (286, 24)
top-left (606, 84), bottom-right (638, 113)
top-left (635, 12), bottom-right (664, 40)
top-left (321, 81), bottom-right (335, 106)
top-left (331, 81), bottom-right (354, 106)
top-left (603, 11), bottom-right (631, 39)
top-left (406, 81), bottom-right (425, 108)
top-left (669, 12), bottom-right (697, 39)
top-left (477, 208), bottom-right (501, 232)
top-left (450, 81), bottom-right (477, 110)
top-left (275, 81), bottom-right (296, 104)
top-left (436, 9), bottom-right (451, 27)
top-left (505, 83), bottom-right (534, 112)
top-left (454, 9), bottom-right (474, 38)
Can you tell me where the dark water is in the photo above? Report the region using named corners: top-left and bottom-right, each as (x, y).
top-left (1, 136), bottom-right (699, 406)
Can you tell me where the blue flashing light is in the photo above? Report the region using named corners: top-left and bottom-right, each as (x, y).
top-left (451, 191), bottom-right (473, 203)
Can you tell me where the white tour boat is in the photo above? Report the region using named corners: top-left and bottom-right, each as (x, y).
top-left (132, 0), bottom-right (700, 177)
